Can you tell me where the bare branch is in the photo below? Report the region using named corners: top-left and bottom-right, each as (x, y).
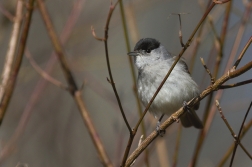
top-left (0, 1), bottom-right (15, 21)
top-left (25, 50), bottom-right (68, 90)
top-left (218, 119), bottom-right (252, 166)
top-left (37, 0), bottom-right (113, 166)
top-left (219, 79), bottom-right (252, 89)
top-left (230, 101), bottom-right (252, 166)
top-left (213, 0), bottom-right (231, 4)
top-left (200, 57), bottom-right (215, 84)
top-left (0, 0), bottom-right (85, 163)
top-left (0, 0), bottom-right (35, 125)
top-left (170, 13), bottom-right (189, 47)
top-left (91, 26), bottom-right (105, 41)
top-left (232, 36), bottom-right (252, 70)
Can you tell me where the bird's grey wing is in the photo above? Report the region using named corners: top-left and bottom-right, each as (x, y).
top-left (178, 58), bottom-right (200, 110)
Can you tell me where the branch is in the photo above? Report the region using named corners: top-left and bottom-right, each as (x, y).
top-left (36, 0), bottom-right (113, 166)
top-left (0, 0), bottom-right (35, 125)
top-left (200, 57), bottom-right (215, 84)
top-left (0, 0), bottom-right (85, 163)
top-left (0, 1), bottom-right (15, 21)
top-left (218, 118), bottom-right (252, 166)
top-left (219, 79), bottom-right (252, 89)
top-left (229, 101), bottom-right (252, 166)
top-left (25, 49), bottom-right (68, 90)
top-left (232, 36), bottom-right (252, 70)
top-left (191, 2), bottom-right (252, 165)
top-left (119, 1), bottom-right (150, 166)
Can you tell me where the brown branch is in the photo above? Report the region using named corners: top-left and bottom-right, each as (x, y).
top-left (218, 118), bottom-right (252, 167)
top-left (25, 49), bottom-right (68, 90)
top-left (125, 58), bottom-right (252, 167)
top-left (0, 0), bottom-right (35, 125)
top-left (36, 0), bottom-right (113, 166)
top-left (91, 26), bottom-right (105, 41)
top-left (0, 1), bottom-right (15, 21)
top-left (232, 36), bottom-right (252, 70)
top-left (172, 124), bottom-right (182, 167)
top-left (0, 1), bottom-right (85, 163)
top-left (219, 79), bottom-right (252, 89)
top-left (91, 0), bottom-right (132, 134)
top-left (0, 0), bottom-right (24, 104)
top-left (213, 0), bottom-right (231, 4)
top-left (191, 2), bottom-right (251, 165)
top-left (215, 100), bottom-right (252, 165)
top-left (170, 13), bottom-right (189, 47)
top-left (200, 57), bottom-right (215, 84)
top-left (229, 101), bottom-right (252, 166)
top-left (119, 1), bottom-right (150, 166)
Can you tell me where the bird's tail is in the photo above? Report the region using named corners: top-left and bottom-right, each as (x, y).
top-left (180, 109), bottom-right (203, 129)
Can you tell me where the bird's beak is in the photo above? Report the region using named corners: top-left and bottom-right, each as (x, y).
top-left (127, 51), bottom-right (139, 56)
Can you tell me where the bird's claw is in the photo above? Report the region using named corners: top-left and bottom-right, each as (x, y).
top-left (156, 121), bottom-right (166, 137)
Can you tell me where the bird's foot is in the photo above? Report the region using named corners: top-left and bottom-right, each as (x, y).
top-left (183, 101), bottom-right (190, 111)
top-left (156, 121), bottom-right (166, 137)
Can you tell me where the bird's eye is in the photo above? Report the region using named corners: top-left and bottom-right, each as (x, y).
top-left (146, 49), bottom-right (151, 53)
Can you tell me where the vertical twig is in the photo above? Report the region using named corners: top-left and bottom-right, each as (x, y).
top-left (172, 124), bottom-right (182, 167)
top-left (0, 0), bottom-right (35, 125)
top-left (118, 1), bottom-right (150, 167)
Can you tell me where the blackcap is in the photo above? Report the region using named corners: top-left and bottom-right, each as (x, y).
top-left (128, 38), bottom-right (203, 129)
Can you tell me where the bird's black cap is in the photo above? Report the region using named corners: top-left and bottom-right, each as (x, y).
top-left (133, 38), bottom-right (160, 51)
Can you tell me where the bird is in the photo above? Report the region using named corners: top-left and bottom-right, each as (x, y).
top-left (128, 38), bottom-right (203, 130)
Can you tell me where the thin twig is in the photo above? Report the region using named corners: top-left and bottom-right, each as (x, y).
top-left (219, 79), bottom-right (252, 89)
top-left (170, 13), bottom-right (189, 47)
top-left (172, 124), bottom-right (182, 167)
top-left (25, 50), bottom-right (68, 90)
top-left (91, 26), bottom-right (105, 41)
top-left (118, 1), bottom-right (150, 167)
top-left (91, 0), bottom-right (132, 134)
top-left (130, 135), bottom-right (144, 167)
top-left (200, 57), bottom-right (215, 84)
top-left (232, 36), bottom-right (252, 70)
top-left (0, 1), bottom-right (15, 21)
top-left (215, 100), bottom-right (252, 166)
top-left (0, 0), bottom-right (35, 125)
top-left (218, 119), bottom-right (252, 167)
top-left (213, 0), bottom-right (231, 4)
top-left (229, 101), bottom-right (252, 166)
top-left (225, 0), bottom-right (252, 74)
top-left (37, 0), bottom-right (113, 166)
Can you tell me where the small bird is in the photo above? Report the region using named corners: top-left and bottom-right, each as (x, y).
top-left (128, 38), bottom-right (203, 129)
